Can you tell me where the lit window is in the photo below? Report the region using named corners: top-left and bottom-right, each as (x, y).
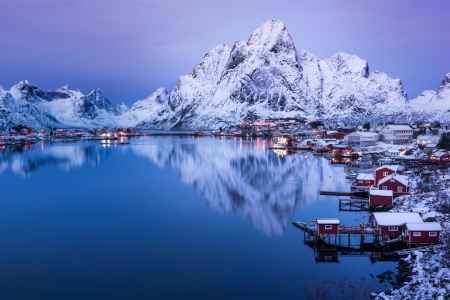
top-left (413, 232), bottom-right (421, 236)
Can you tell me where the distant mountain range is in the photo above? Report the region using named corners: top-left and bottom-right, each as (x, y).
top-left (1, 19), bottom-right (449, 130)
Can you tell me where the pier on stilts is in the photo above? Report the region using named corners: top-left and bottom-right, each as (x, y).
top-left (292, 221), bottom-right (439, 263)
top-left (338, 198), bottom-right (392, 212)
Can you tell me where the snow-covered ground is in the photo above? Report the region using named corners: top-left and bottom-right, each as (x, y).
top-left (374, 170), bottom-right (450, 299)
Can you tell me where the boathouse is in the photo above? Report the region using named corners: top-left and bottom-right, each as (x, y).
top-left (331, 144), bottom-right (352, 155)
top-left (430, 149), bottom-right (450, 163)
top-left (375, 165), bottom-right (404, 184)
top-left (355, 173), bottom-right (376, 188)
top-left (378, 174), bottom-right (409, 196)
top-left (369, 189), bottom-right (393, 206)
top-left (370, 212), bottom-right (423, 236)
top-left (404, 223), bottom-right (442, 245)
top-left (316, 218), bottom-right (340, 235)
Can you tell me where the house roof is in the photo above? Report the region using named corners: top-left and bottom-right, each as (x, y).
top-left (356, 173), bottom-right (375, 180)
top-left (431, 149), bottom-right (449, 157)
top-left (316, 218), bottom-right (340, 225)
top-left (385, 125), bottom-right (412, 131)
top-left (369, 189), bottom-right (393, 197)
top-left (378, 174), bottom-right (409, 186)
top-left (372, 212), bottom-right (423, 226)
top-left (406, 222), bottom-right (442, 231)
top-left (347, 131), bottom-right (378, 137)
top-left (375, 165), bottom-right (403, 172)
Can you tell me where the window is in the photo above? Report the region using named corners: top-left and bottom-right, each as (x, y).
top-left (383, 172), bottom-right (388, 176)
top-left (365, 180), bottom-right (370, 183)
top-left (324, 256), bottom-right (332, 261)
top-left (388, 226), bottom-right (398, 231)
top-left (429, 232), bottom-right (437, 236)
top-left (359, 180), bottom-right (363, 183)
top-left (413, 232), bottom-right (421, 236)
top-left (382, 186), bottom-right (387, 190)
top-left (398, 187), bottom-right (403, 192)
top-left (325, 225), bottom-right (332, 230)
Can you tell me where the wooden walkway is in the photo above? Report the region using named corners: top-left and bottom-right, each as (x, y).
top-left (374, 237), bottom-right (403, 247)
top-left (386, 245), bottom-right (439, 256)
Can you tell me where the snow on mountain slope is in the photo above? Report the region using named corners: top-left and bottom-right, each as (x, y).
top-left (0, 81), bottom-right (127, 129)
top-left (116, 88), bottom-right (168, 126)
top-left (408, 74), bottom-right (450, 121)
top-left (137, 19), bottom-right (411, 130)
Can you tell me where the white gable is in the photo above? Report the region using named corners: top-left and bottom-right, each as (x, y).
top-left (378, 174), bottom-right (409, 186)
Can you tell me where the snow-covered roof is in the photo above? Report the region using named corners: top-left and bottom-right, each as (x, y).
top-left (316, 218), bottom-right (340, 225)
top-left (375, 165), bottom-right (403, 172)
top-left (430, 149), bottom-right (449, 157)
top-left (386, 149), bottom-right (400, 153)
top-left (369, 189), bottom-right (393, 197)
top-left (378, 174), bottom-right (409, 186)
top-left (348, 131), bottom-right (378, 137)
top-left (372, 212), bottom-right (423, 226)
top-left (385, 125), bottom-right (412, 131)
top-left (356, 173), bottom-right (375, 180)
top-left (406, 222), bottom-right (442, 231)
top-left (425, 143), bottom-right (437, 148)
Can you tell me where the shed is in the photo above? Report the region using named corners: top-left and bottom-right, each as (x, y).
top-left (369, 189), bottom-right (393, 206)
top-left (405, 222), bottom-right (442, 244)
top-left (316, 218), bottom-right (340, 235)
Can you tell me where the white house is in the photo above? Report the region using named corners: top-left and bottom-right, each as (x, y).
top-left (343, 132), bottom-right (378, 147)
top-left (384, 149), bottom-right (400, 157)
top-left (380, 125), bottom-right (413, 144)
top-left (417, 134), bottom-right (439, 146)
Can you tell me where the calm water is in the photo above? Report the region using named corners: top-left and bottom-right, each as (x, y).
top-left (0, 136), bottom-right (394, 299)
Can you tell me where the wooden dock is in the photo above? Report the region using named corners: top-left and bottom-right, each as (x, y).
top-left (339, 199), bottom-right (369, 211)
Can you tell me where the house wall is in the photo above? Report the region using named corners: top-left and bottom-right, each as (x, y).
top-left (369, 195), bottom-right (393, 206)
top-left (375, 168), bottom-right (396, 183)
top-left (408, 231), bottom-right (440, 243)
top-left (317, 224), bottom-right (339, 235)
top-left (356, 179), bottom-right (375, 187)
top-left (380, 226), bottom-right (403, 235)
top-left (378, 180), bottom-right (408, 196)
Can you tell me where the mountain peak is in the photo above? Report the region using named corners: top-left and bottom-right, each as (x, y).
top-left (247, 19), bottom-right (292, 49)
top-left (438, 73), bottom-right (450, 94)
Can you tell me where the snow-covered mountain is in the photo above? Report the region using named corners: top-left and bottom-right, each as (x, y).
top-left (1, 19), bottom-right (449, 130)
top-left (0, 80), bottom-right (127, 129)
top-left (137, 19), bottom-right (414, 130)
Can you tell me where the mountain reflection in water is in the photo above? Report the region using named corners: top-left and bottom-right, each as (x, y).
top-left (0, 138), bottom-right (349, 237)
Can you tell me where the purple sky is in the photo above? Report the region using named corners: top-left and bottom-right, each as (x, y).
top-left (1, 0), bottom-right (449, 106)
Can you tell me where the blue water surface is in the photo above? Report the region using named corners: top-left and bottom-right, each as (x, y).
top-left (0, 136), bottom-right (394, 299)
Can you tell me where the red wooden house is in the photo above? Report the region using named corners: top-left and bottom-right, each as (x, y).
top-left (374, 165), bottom-right (404, 185)
top-left (355, 173), bottom-right (376, 188)
top-left (369, 212), bottom-right (423, 236)
top-left (331, 144), bottom-right (352, 155)
top-left (430, 149), bottom-right (450, 163)
top-left (369, 189), bottom-right (393, 206)
top-left (316, 218), bottom-right (340, 235)
top-left (377, 174), bottom-right (409, 196)
top-left (404, 223), bottom-right (442, 245)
